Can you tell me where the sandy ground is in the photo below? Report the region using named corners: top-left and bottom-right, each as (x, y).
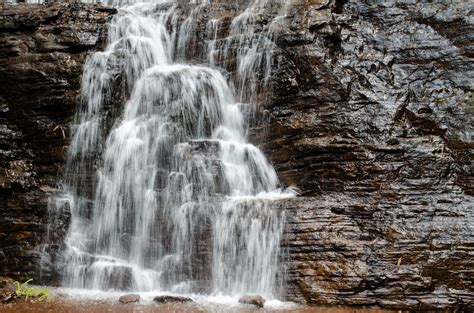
top-left (0, 297), bottom-right (398, 313)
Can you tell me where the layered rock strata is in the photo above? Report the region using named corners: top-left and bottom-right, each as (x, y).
top-left (263, 1), bottom-right (473, 310)
top-left (0, 0), bottom-right (472, 310)
top-left (0, 2), bottom-right (115, 283)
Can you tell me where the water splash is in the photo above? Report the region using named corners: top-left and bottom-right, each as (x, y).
top-left (55, 0), bottom-right (295, 299)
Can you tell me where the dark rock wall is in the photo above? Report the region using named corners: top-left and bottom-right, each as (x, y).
top-left (0, 0), bottom-right (472, 311)
top-left (0, 3), bottom-right (114, 283)
top-left (261, 0), bottom-right (473, 310)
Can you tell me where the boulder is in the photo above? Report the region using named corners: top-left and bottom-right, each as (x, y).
top-left (118, 294), bottom-right (140, 304)
top-left (153, 295), bottom-right (193, 303)
top-left (238, 295), bottom-right (266, 308)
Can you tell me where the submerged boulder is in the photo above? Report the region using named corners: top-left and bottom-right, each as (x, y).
top-left (118, 294), bottom-right (140, 304)
top-left (239, 295), bottom-right (266, 308)
top-left (153, 295), bottom-right (193, 303)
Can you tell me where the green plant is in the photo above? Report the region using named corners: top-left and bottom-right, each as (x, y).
top-left (14, 279), bottom-right (52, 302)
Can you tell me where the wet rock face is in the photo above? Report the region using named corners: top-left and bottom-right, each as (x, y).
top-left (0, 277), bottom-right (17, 304)
top-left (262, 0), bottom-right (473, 310)
top-left (0, 3), bottom-right (115, 284)
top-left (238, 295), bottom-right (266, 308)
top-left (0, 0), bottom-right (472, 311)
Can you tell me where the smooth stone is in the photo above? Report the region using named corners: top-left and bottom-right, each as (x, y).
top-left (153, 295), bottom-right (193, 304)
top-left (118, 294), bottom-right (140, 304)
top-left (238, 295), bottom-right (266, 308)
top-left (0, 277), bottom-right (17, 304)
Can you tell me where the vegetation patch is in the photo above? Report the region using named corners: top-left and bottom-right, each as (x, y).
top-left (14, 279), bottom-right (52, 302)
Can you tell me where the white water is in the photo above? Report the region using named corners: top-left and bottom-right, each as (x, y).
top-left (54, 0), bottom-right (295, 301)
top-left (53, 286), bottom-right (298, 310)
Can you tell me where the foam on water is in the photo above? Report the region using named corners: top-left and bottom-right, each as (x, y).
top-left (54, 287), bottom-right (298, 310)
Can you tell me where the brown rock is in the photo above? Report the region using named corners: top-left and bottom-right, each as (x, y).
top-left (118, 294), bottom-right (140, 304)
top-left (260, 0), bottom-right (473, 310)
top-left (0, 2), bottom-right (114, 285)
top-left (239, 295), bottom-right (266, 308)
top-left (0, 277), bottom-right (17, 304)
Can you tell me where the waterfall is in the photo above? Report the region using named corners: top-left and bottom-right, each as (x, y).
top-left (56, 0), bottom-right (295, 299)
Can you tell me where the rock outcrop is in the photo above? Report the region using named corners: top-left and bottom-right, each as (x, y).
top-left (260, 0), bottom-right (473, 310)
top-left (0, 0), bottom-right (472, 311)
top-left (238, 295), bottom-right (266, 308)
top-left (0, 2), bottom-right (115, 284)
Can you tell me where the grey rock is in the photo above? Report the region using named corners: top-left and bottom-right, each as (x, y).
top-left (261, 1), bottom-right (473, 309)
top-left (239, 295), bottom-right (266, 308)
top-left (0, 2), bottom-right (114, 286)
top-left (153, 295), bottom-right (193, 304)
top-left (118, 294), bottom-right (140, 304)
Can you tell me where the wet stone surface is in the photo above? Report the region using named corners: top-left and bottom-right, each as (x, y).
top-left (153, 295), bottom-right (193, 304)
top-left (118, 294), bottom-right (140, 304)
top-left (261, 0), bottom-right (473, 310)
top-left (0, 0), bottom-right (472, 311)
top-left (0, 3), bottom-right (114, 285)
top-left (239, 295), bottom-right (266, 308)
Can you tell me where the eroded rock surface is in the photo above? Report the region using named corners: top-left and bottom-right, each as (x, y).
top-left (0, 0), bottom-right (472, 311)
top-left (239, 295), bottom-right (266, 308)
top-left (0, 2), bottom-right (115, 284)
top-left (260, 0), bottom-right (473, 310)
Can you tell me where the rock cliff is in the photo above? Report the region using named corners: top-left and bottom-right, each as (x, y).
top-left (0, 2), bottom-right (115, 283)
top-left (263, 1), bottom-right (473, 310)
top-left (0, 0), bottom-right (472, 311)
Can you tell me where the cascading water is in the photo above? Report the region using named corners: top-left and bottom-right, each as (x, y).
top-left (55, 0), bottom-right (295, 299)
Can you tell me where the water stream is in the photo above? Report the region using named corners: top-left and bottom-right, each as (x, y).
top-left (53, 0), bottom-right (295, 300)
